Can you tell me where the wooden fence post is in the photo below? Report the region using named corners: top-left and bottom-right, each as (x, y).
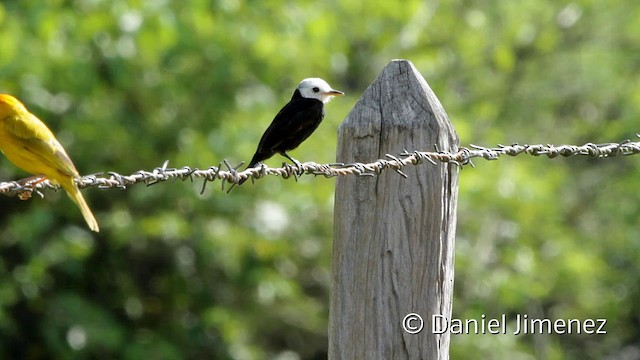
top-left (330, 59), bottom-right (459, 359)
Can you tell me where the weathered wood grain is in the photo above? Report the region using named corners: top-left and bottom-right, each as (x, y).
top-left (330, 59), bottom-right (459, 360)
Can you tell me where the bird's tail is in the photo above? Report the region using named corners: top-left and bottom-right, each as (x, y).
top-left (61, 177), bottom-right (99, 232)
top-left (238, 155), bottom-right (261, 185)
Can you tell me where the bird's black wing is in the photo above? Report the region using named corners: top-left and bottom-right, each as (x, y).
top-left (248, 97), bottom-right (324, 167)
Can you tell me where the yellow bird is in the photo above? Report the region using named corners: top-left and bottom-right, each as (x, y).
top-left (0, 94), bottom-right (99, 232)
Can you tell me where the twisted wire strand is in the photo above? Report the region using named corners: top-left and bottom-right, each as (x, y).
top-left (1, 139), bottom-right (639, 197)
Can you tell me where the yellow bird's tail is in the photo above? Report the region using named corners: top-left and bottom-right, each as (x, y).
top-left (60, 177), bottom-right (99, 232)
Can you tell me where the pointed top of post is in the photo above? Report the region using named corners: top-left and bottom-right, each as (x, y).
top-left (338, 59), bottom-right (458, 161)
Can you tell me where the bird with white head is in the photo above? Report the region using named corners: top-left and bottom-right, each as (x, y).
top-left (239, 78), bottom-right (344, 184)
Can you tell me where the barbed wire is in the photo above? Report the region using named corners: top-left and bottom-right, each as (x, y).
top-left (1, 138), bottom-right (639, 198)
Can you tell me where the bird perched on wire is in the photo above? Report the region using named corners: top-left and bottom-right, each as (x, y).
top-left (239, 78), bottom-right (344, 185)
top-left (0, 94), bottom-right (99, 232)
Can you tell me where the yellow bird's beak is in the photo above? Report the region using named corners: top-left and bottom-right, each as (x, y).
top-left (325, 90), bottom-right (345, 97)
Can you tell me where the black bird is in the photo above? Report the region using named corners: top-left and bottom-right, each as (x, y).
top-left (240, 78), bottom-right (344, 184)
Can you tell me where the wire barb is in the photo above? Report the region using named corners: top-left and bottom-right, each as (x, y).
top-left (1, 139), bottom-right (639, 196)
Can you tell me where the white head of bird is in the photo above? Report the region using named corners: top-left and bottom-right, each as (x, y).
top-left (297, 78), bottom-right (344, 104)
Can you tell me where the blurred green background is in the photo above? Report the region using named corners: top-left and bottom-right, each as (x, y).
top-left (1, 0), bottom-right (639, 359)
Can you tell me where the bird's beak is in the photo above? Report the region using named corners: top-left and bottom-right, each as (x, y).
top-left (325, 90), bottom-right (344, 97)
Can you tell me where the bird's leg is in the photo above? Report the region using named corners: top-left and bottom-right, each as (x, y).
top-left (282, 152), bottom-right (302, 168)
top-left (16, 175), bottom-right (47, 200)
top-left (18, 175), bottom-right (46, 187)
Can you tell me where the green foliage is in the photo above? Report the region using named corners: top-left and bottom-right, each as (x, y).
top-left (1, 0), bottom-right (639, 359)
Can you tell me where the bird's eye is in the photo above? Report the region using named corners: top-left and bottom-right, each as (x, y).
top-left (312, 87), bottom-right (320, 93)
